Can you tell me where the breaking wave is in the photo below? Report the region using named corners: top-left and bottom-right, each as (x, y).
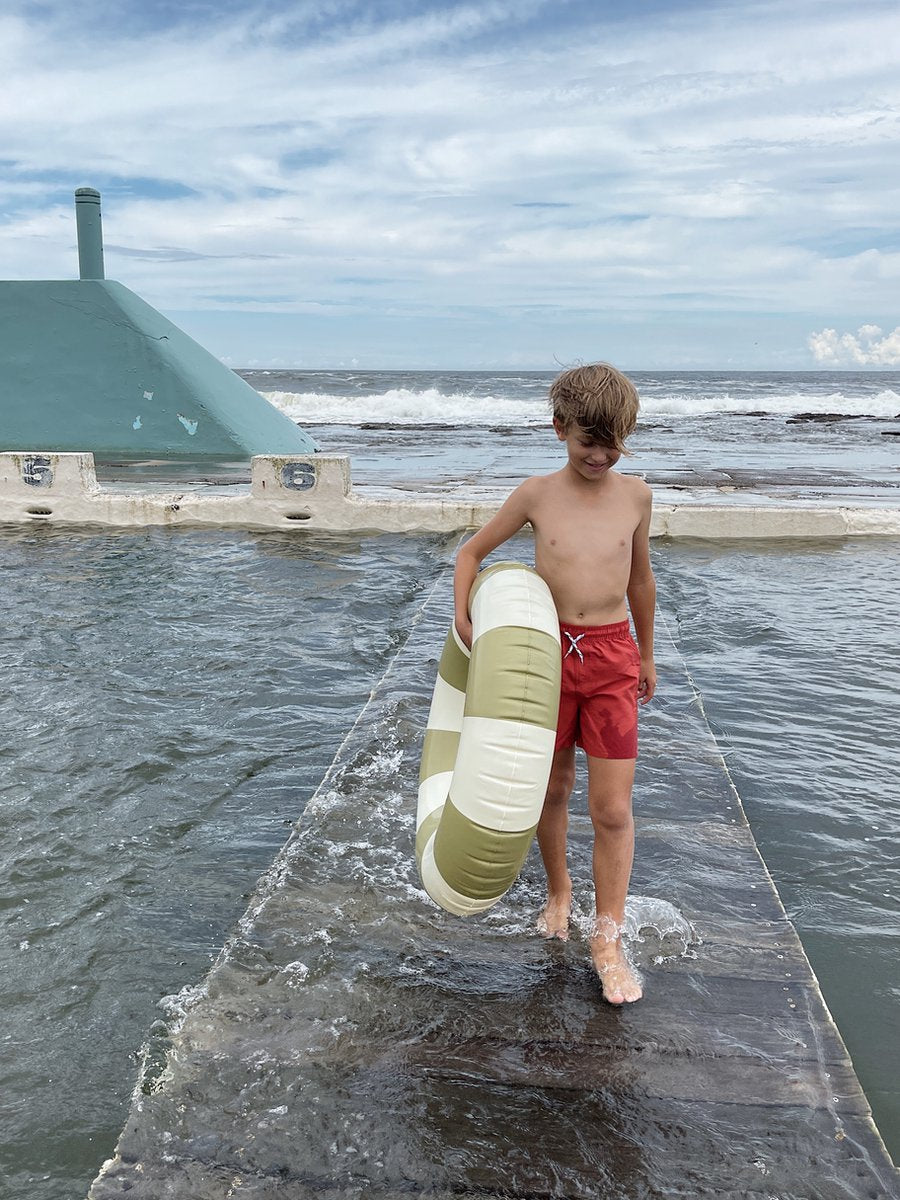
top-left (260, 386), bottom-right (900, 425)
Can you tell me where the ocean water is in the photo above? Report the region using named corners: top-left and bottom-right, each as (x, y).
top-left (245, 367), bottom-right (900, 502)
top-left (247, 367), bottom-right (900, 424)
top-left (0, 528), bottom-right (449, 1200)
top-left (2, 369), bottom-right (898, 1197)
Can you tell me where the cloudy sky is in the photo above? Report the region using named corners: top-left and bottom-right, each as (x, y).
top-left (1, 0), bottom-right (898, 369)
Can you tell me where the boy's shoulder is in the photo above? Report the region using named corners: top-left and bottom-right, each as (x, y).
top-left (618, 471), bottom-right (653, 501)
top-left (522, 466), bottom-right (571, 488)
top-left (509, 470), bottom-right (562, 499)
top-left (509, 469), bottom-right (651, 511)
top-left (512, 468), bottom-right (651, 499)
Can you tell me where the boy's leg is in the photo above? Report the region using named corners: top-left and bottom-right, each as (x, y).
top-left (536, 745), bottom-right (576, 939)
top-left (586, 755), bottom-right (642, 1003)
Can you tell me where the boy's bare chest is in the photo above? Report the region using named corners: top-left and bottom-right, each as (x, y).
top-left (533, 494), bottom-right (637, 562)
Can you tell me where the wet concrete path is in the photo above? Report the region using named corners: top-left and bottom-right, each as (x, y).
top-left (89, 561), bottom-right (898, 1200)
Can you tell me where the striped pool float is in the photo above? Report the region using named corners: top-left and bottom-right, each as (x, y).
top-left (416, 561), bottom-right (562, 915)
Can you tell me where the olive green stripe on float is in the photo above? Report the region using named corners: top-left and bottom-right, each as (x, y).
top-left (415, 807), bottom-right (444, 867)
top-left (437, 626), bottom-right (470, 694)
top-left (432, 797), bottom-right (537, 901)
top-left (419, 728), bottom-right (460, 782)
top-left (464, 626), bottom-right (560, 730)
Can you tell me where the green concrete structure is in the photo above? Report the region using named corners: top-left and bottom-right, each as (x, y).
top-left (0, 190), bottom-right (316, 462)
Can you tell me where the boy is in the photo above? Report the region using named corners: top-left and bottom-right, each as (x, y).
top-left (453, 363), bottom-right (656, 1005)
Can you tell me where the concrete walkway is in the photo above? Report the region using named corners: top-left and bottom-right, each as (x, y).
top-left (88, 561), bottom-right (897, 1199)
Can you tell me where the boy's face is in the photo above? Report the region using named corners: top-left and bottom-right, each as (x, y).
top-left (554, 419), bottom-right (621, 481)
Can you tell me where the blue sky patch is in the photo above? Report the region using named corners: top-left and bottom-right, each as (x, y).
top-left (1, 0), bottom-right (897, 367)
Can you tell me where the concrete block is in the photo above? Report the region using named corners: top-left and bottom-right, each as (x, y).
top-left (0, 451), bottom-right (99, 522)
top-left (250, 454), bottom-right (351, 525)
top-left (658, 504), bottom-right (851, 539)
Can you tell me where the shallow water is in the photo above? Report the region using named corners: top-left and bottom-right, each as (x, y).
top-left (655, 537), bottom-right (900, 1161)
top-left (91, 559), bottom-right (891, 1199)
top-left (0, 527), bottom-right (447, 1200)
top-left (2, 522), bottom-right (898, 1196)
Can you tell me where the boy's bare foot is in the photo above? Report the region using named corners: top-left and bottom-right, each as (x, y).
top-left (590, 917), bottom-right (642, 1004)
top-left (537, 890), bottom-right (571, 940)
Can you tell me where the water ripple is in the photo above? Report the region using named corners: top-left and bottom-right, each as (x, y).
top-left (0, 526), bottom-right (445, 1200)
top-left (657, 537), bottom-right (900, 1157)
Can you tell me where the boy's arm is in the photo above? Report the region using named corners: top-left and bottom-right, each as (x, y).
top-left (626, 484), bottom-right (657, 703)
top-left (454, 479), bottom-right (536, 648)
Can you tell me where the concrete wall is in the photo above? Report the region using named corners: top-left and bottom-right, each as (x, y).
top-left (0, 281), bottom-right (316, 461)
top-left (2, 451), bottom-right (899, 537)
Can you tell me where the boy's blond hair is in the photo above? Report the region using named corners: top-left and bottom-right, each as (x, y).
top-left (549, 363), bottom-right (639, 454)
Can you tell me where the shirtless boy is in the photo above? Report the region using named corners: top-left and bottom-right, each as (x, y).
top-left (453, 363), bottom-right (657, 1005)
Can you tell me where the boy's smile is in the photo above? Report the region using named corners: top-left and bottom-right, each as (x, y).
top-left (554, 420), bottom-right (621, 482)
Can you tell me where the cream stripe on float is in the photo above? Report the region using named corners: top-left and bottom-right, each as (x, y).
top-left (415, 561), bottom-right (561, 916)
top-left (416, 771), bottom-right (454, 822)
top-left (449, 717), bottom-right (558, 833)
top-left (470, 566), bottom-right (560, 644)
top-left (425, 673), bottom-right (466, 732)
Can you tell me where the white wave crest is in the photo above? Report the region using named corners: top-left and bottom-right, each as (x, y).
top-left (261, 387), bottom-right (549, 425)
top-left (644, 389), bottom-right (900, 418)
top-left (261, 385), bottom-right (900, 425)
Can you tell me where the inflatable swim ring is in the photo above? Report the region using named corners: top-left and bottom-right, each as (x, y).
top-left (416, 562), bottom-right (561, 915)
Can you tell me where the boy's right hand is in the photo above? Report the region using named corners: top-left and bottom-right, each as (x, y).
top-left (455, 615), bottom-right (473, 650)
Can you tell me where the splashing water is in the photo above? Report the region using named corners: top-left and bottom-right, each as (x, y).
top-left (623, 895), bottom-right (699, 959)
top-left (565, 896), bottom-right (697, 964)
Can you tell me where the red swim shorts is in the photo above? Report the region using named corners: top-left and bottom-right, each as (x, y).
top-left (554, 620), bottom-right (641, 760)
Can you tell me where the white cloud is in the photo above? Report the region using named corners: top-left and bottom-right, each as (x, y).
top-left (0, 0), bottom-right (899, 365)
top-left (809, 324), bottom-right (900, 366)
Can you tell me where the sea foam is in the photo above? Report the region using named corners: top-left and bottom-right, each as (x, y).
top-left (261, 386), bottom-right (900, 425)
top-left (261, 387), bottom-right (547, 425)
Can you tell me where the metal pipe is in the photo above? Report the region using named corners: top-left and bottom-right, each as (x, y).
top-left (75, 188), bottom-right (105, 279)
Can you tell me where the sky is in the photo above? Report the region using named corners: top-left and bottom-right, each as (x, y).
top-left (1, 0), bottom-right (899, 370)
